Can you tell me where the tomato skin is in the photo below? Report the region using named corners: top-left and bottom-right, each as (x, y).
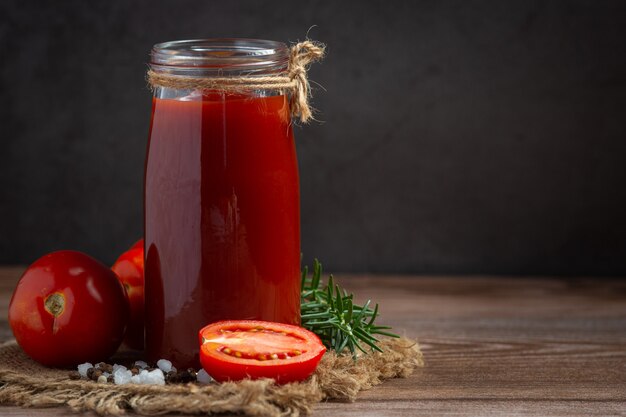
top-left (112, 239), bottom-right (144, 350)
top-left (130, 239), bottom-right (144, 251)
top-left (9, 251), bottom-right (129, 367)
top-left (199, 320), bottom-right (326, 384)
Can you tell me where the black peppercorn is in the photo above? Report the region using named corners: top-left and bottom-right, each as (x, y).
top-left (177, 368), bottom-right (197, 383)
top-left (165, 370), bottom-right (179, 383)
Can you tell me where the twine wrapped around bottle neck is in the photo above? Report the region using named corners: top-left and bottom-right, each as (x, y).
top-left (147, 40), bottom-right (325, 123)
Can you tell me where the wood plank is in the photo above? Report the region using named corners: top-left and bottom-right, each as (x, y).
top-left (315, 400), bottom-right (626, 417)
top-left (0, 268), bottom-right (624, 416)
top-left (1, 400), bottom-right (624, 417)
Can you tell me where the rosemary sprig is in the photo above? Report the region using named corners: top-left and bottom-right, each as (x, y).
top-left (300, 259), bottom-right (399, 357)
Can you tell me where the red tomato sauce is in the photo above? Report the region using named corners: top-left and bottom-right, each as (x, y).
top-left (144, 93), bottom-right (301, 368)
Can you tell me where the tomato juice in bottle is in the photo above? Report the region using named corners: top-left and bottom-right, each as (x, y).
top-left (144, 40), bottom-right (301, 368)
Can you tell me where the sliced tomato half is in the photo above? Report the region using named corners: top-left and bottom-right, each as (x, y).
top-left (199, 320), bottom-right (326, 383)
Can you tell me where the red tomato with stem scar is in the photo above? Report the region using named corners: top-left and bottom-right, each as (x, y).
top-left (8, 251), bottom-right (129, 367)
top-left (112, 239), bottom-right (144, 350)
top-left (199, 320), bottom-right (326, 383)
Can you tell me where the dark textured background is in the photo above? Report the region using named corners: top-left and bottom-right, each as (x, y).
top-left (1, 0), bottom-right (625, 275)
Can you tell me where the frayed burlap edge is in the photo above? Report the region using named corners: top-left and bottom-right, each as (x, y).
top-left (0, 338), bottom-right (422, 416)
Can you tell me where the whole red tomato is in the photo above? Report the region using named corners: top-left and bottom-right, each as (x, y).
top-left (9, 251), bottom-right (129, 367)
top-left (112, 239), bottom-right (144, 350)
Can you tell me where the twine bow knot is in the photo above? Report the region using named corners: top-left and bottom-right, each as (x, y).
top-left (286, 41), bottom-right (325, 122)
top-left (147, 40), bottom-right (325, 123)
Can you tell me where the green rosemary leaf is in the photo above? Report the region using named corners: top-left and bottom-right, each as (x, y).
top-left (305, 303), bottom-right (328, 309)
top-left (353, 299), bottom-right (371, 323)
top-left (367, 303), bottom-right (379, 326)
top-left (370, 325), bottom-right (395, 331)
top-left (345, 297), bottom-right (353, 324)
top-left (337, 332), bottom-right (351, 352)
top-left (353, 326), bottom-right (380, 342)
top-left (301, 311), bottom-right (333, 319)
top-left (372, 330), bottom-right (401, 338)
top-left (300, 265), bottom-right (308, 291)
top-left (307, 323), bottom-right (336, 329)
top-left (335, 284), bottom-right (344, 314)
top-left (353, 329), bottom-right (383, 352)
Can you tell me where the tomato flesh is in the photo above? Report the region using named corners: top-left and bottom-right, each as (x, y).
top-left (199, 320), bottom-right (325, 383)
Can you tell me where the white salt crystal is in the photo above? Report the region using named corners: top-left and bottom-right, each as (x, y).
top-left (145, 369), bottom-right (165, 385)
top-left (171, 366), bottom-right (177, 373)
top-left (157, 359), bottom-right (172, 373)
top-left (131, 369), bottom-right (149, 384)
top-left (102, 372), bottom-right (110, 378)
top-left (134, 360), bottom-right (148, 369)
top-left (111, 363), bottom-right (165, 386)
top-left (196, 369), bottom-right (213, 384)
top-left (112, 364), bottom-right (127, 373)
top-left (77, 362), bottom-right (93, 378)
top-left (113, 369), bottom-right (132, 385)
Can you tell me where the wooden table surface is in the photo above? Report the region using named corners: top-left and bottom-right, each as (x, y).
top-left (0, 267), bottom-right (625, 416)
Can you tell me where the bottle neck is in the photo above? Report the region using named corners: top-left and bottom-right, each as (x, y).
top-left (147, 38), bottom-right (324, 122)
top-left (153, 86), bottom-right (285, 101)
top-left (149, 39), bottom-right (290, 78)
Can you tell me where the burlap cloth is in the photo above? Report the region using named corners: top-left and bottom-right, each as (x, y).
top-left (0, 338), bottom-right (422, 416)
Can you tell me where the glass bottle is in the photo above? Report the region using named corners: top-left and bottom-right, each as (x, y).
top-left (144, 39), bottom-right (301, 368)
